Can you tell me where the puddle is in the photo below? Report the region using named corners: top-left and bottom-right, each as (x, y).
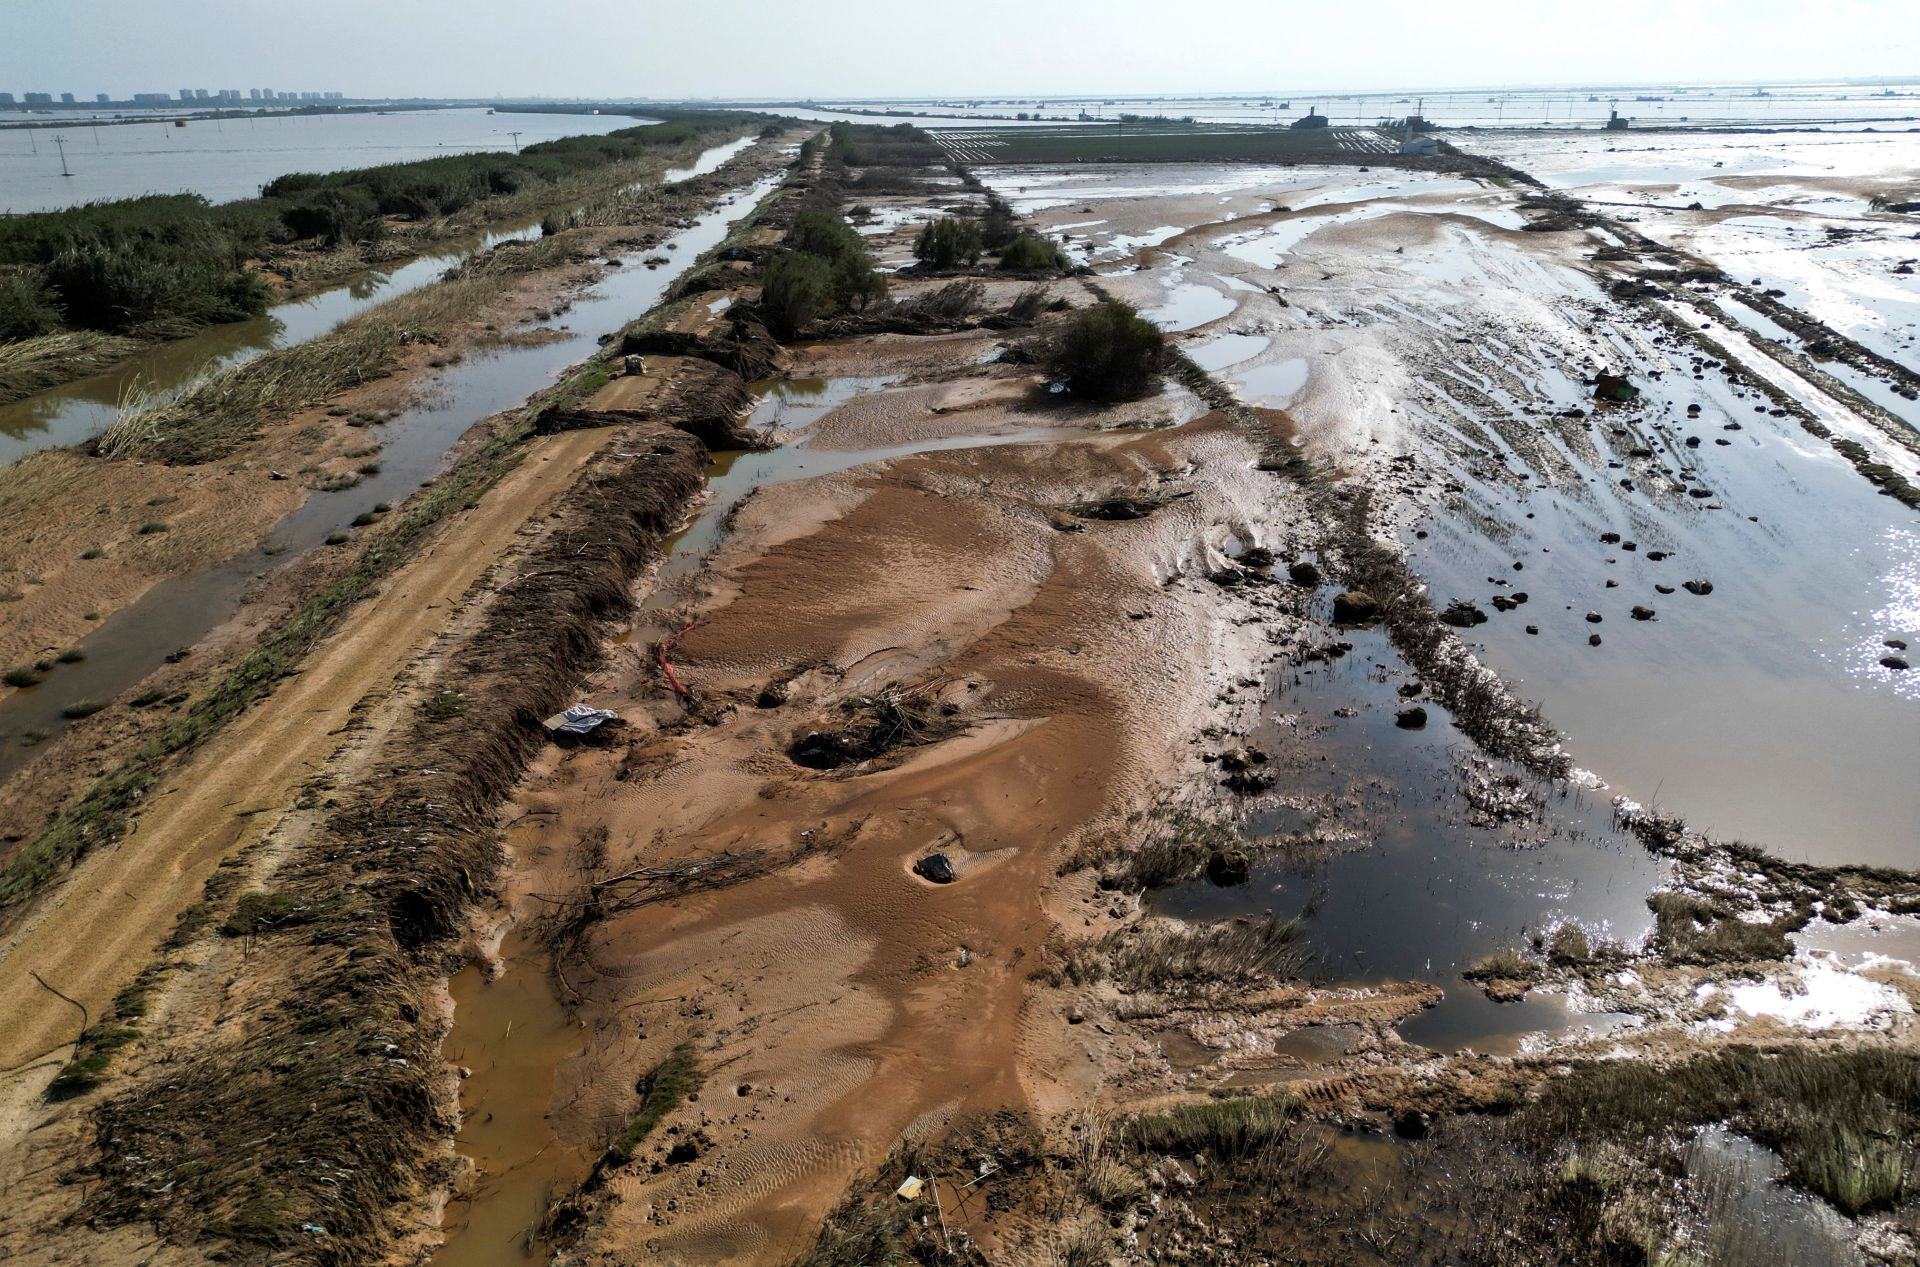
top-left (1681, 1127), bottom-right (1864, 1267)
top-left (433, 928), bottom-right (592, 1267)
top-left (1398, 986), bottom-right (1635, 1055)
top-left (1144, 281), bottom-right (1236, 332)
top-left (1233, 358), bottom-right (1310, 407)
top-left (1186, 332), bottom-right (1270, 371)
top-left (1150, 619), bottom-right (1664, 1053)
top-left (0, 173), bottom-right (786, 778)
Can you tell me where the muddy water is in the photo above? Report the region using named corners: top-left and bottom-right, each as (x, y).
top-left (0, 172), bottom-right (787, 778)
top-left (434, 928), bottom-right (592, 1267)
top-left (430, 377), bottom-right (1098, 1262)
top-left (1152, 613), bottom-right (1663, 1054)
top-left (1682, 1127), bottom-right (1864, 1266)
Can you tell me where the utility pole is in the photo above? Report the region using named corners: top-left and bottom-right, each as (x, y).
top-left (509, 130), bottom-right (522, 153)
top-left (54, 135), bottom-right (71, 176)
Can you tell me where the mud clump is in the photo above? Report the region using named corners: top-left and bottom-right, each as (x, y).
top-left (1331, 589), bottom-right (1380, 624)
top-left (1286, 559), bottom-right (1322, 586)
top-left (787, 687), bottom-right (957, 770)
top-left (1395, 705), bottom-right (1429, 729)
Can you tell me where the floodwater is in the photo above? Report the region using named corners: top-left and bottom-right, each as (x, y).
top-left (0, 108), bottom-right (641, 213)
top-left (1, 133), bottom-right (761, 468)
top-left (1151, 615), bottom-right (1664, 1054)
top-left (1682, 1127), bottom-right (1864, 1266)
top-left (431, 377), bottom-right (1098, 1263)
top-left (0, 171), bottom-right (786, 776)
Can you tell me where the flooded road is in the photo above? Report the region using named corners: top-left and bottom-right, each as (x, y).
top-left (0, 170), bottom-right (786, 777)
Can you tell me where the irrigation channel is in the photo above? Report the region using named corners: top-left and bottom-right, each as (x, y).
top-left (432, 376), bottom-right (1091, 1264)
top-left (0, 152), bottom-right (780, 779)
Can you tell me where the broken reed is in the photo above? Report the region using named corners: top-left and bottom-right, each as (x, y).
top-left (97, 272), bottom-right (505, 464)
top-left (0, 329), bottom-right (144, 405)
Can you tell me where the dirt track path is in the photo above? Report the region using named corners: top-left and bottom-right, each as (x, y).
top-left (0, 430), bottom-right (606, 1078)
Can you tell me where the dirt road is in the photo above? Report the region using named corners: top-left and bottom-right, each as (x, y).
top-left (0, 429), bottom-right (607, 1083)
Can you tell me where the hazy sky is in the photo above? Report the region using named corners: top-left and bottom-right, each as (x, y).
top-left (4, 0), bottom-right (1915, 100)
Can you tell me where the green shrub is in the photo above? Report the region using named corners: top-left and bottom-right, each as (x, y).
top-left (760, 251), bottom-right (839, 339)
top-left (913, 217), bottom-right (983, 269)
top-left (998, 231), bottom-right (1067, 272)
top-left (137, 520), bottom-right (168, 534)
top-left (62, 698), bottom-right (107, 718)
top-left (56, 647), bottom-right (86, 663)
top-left (1042, 299), bottom-right (1167, 401)
top-left (0, 265), bottom-right (64, 340)
top-left (980, 196), bottom-right (1020, 251)
top-left (280, 187), bottom-right (385, 247)
top-left (3, 665), bottom-right (43, 688)
top-left (605, 1043), bottom-right (701, 1165)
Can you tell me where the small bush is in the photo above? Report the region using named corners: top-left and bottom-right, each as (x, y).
top-left (913, 217), bottom-right (983, 269)
top-left (324, 531), bottom-right (350, 546)
top-left (137, 520), bottom-right (168, 534)
top-left (760, 251), bottom-right (839, 340)
top-left (62, 698), bottom-right (107, 719)
top-left (56, 647), bottom-right (86, 664)
top-left (3, 665), bottom-right (43, 688)
top-left (80, 547), bottom-right (105, 559)
top-left (998, 231), bottom-right (1067, 272)
top-left (1042, 299), bottom-right (1167, 401)
top-left (0, 265), bottom-right (64, 340)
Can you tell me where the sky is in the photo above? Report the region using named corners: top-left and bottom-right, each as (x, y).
top-left (3, 0), bottom-right (1915, 101)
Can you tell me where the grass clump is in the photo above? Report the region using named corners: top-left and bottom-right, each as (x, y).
top-left (136, 520), bottom-right (168, 534)
top-left (61, 698), bottom-right (107, 719)
top-left (4, 665), bottom-right (43, 688)
top-left (44, 1025), bottom-right (143, 1099)
top-left (218, 890), bottom-right (335, 937)
top-left (1649, 891), bottom-right (1794, 964)
top-left (424, 690), bottom-right (466, 719)
top-left (605, 1043), bottom-right (701, 1166)
top-left (1126, 1092), bottom-right (1298, 1160)
top-left (1042, 298), bottom-right (1167, 401)
top-left (56, 647), bottom-right (86, 663)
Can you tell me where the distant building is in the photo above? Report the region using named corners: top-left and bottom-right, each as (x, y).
top-left (193, 88), bottom-right (210, 100)
top-left (1291, 106), bottom-right (1330, 130)
top-left (249, 88), bottom-right (261, 100)
top-left (180, 89), bottom-right (195, 101)
top-left (96, 92), bottom-right (110, 103)
top-left (324, 91), bottom-right (343, 100)
top-left (0, 93), bottom-right (16, 106)
top-left (132, 92), bottom-right (171, 105)
top-left (60, 92), bottom-right (75, 104)
top-left (1605, 108), bottom-right (1630, 131)
top-left (24, 92), bottom-right (53, 106)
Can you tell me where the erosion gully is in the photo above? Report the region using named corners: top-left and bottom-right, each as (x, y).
top-left (0, 153), bottom-right (780, 780)
top-left (432, 378), bottom-right (1089, 1264)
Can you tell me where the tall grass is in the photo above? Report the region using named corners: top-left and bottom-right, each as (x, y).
top-left (1125, 1093), bottom-right (1299, 1159)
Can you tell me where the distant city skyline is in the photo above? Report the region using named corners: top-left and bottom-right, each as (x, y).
top-left (2, 0), bottom-right (1915, 101)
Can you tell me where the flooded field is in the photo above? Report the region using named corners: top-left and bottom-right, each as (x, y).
top-left (0, 107), bottom-right (638, 213)
top-left (987, 148), bottom-right (1919, 869)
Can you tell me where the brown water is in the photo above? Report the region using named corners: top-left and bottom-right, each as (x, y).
top-left (0, 108), bottom-right (639, 214)
top-left (435, 928), bottom-right (592, 1267)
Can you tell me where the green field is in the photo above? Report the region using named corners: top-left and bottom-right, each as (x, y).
top-left (935, 123), bottom-right (1394, 165)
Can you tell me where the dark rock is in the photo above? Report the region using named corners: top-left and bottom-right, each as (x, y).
top-left (1395, 705), bottom-right (1428, 729)
top-left (1078, 497), bottom-right (1154, 521)
top-left (1332, 590), bottom-right (1381, 624)
top-left (1394, 1110), bottom-right (1432, 1141)
top-left (1630, 606), bottom-right (1656, 621)
top-left (1525, 624), bottom-right (1540, 635)
top-left (1440, 600), bottom-right (1488, 628)
top-left (1397, 681), bottom-right (1423, 698)
top-left (1288, 560), bottom-right (1322, 586)
top-left (1588, 633), bottom-right (1603, 646)
top-left (755, 681), bottom-right (790, 709)
top-left (1885, 638), bottom-right (1908, 650)
top-left (1593, 372), bottom-right (1639, 403)
top-left (1647, 550), bottom-right (1669, 561)
top-left (1238, 546), bottom-right (1276, 569)
top-left (1655, 584), bottom-right (1676, 594)
top-left (1585, 611), bottom-right (1604, 623)
top-left (1599, 532), bottom-right (1621, 544)
top-left (1206, 848), bottom-right (1253, 886)
top-left (1882, 657), bottom-right (1911, 671)
top-left (1208, 568), bottom-right (1246, 588)
top-left (1683, 578), bottom-right (1714, 596)
top-left (913, 853), bottom-right (957, 884)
